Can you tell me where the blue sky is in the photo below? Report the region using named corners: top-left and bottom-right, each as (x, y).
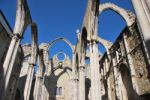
top-left (0, 0), bottom-right (134, 59)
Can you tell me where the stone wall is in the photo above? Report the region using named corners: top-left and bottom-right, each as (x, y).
top-left (99, 23), bottom-right (150, 100)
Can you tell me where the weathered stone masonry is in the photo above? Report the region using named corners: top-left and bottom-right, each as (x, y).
top-left (0, 0), bottom-right (150, 100)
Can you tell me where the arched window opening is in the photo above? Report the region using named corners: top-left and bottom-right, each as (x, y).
top-left (59, 87), bottom-right (62, 95)
top-left (119, 63), bottom-right (137, 100)
top-left (55, 87), bottom-right (59, 95)
top-left (55, 86), bottom-right (63, 96)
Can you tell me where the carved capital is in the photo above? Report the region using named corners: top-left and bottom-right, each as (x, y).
top-left (11, 33), bottom-right (23, 41)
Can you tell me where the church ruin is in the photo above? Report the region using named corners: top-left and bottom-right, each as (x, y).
top-left (0, 0), bottom-right (150, 100)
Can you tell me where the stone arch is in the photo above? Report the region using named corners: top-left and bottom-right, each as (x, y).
top-left (99, 2), bottom-right (135, 26)
top-left (13, 0), bottom-right (32, 36)
top-left (118, 63), bottom-right (136, 100)
top-left (48, 37), bottom-right (74, 53)
top-left (97, 36), bottom-right (112, 52)
top-left (50, 66), bottom-right (72, 80)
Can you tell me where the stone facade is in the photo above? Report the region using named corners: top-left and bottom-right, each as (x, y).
top-left (99, 23), bottom-right (150, 100)
top-left (0, 0), bottom-right (150, 100)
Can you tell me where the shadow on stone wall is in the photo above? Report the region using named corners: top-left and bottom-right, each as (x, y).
top-left (85, 78), bottom-right (91, 100)
top-left (44, 67), bottom-right (71, 100)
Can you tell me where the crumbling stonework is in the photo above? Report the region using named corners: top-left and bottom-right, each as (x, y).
top-left (0, 0), bottom-right (150, 100)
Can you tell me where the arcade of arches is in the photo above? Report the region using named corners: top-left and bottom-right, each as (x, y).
top-left (0, 0), bottom-right (150, 100)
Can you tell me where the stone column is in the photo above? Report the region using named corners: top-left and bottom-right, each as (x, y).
top-left (78, 66), bottom-right (85, 100)
top-left (105, 58), bottom-right (111, 100)
top-left (43, 49), bottom-right (49, 69)
top-left (0, 35), bottom-right (21, 100)
top-left (72, 79), bottom-right (78, 100)
top-left (72, 53), bottom-right (78, 100)
top-left (40, 48), bottom-right (49, 100)
top-left (112, 56), bottom-right (121, 99)
top-left (33, 52), bottom-right (45, 100)
top-left (24, 23), bottom-right (38, 100)
top-left (41, 77), bottom-right (47, 100)
top-left (0, 0), bottom-right (31, 99)
top-left (131, 0), bottom-right (150, 57)
top-left (89, 41), bottom-right (101, 100)
top-left (34, 77), bottom-right (43, 100)
top-left (24, 62), bottom-right (35, 100)
top-left (33, 76), bottom-right (42, 100)
top-left (123, 33), bottom-right (139, 94)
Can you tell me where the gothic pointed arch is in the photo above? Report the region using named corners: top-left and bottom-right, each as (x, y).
top-left (48, 37), bottom-right (74, 53)
top-left (51, 66), bottom-right (72, 80)
top-left (97, 36), bottom-right (112, 52)
top-left (99, 2), bottom-right (135, 26)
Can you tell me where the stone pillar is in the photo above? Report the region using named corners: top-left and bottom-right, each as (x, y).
top-left (23, 23), bottom-right (38, 100)
top-left (34, 43), bottom-right (49, 100)
top-left (131, 0), bottom-right (150, 57)
top-left (72, 79), bottom-right (78, 100)
top-left (24, 63), bottom-right (35, 100)
top-left (41, 78), bottom-right (47, 100)
top-left (89, 41), bottom-right (101, 100)
top-left (34, 77), bottom-right (43, 100)
top-left (105, 58), bottom-right (111, 100)
top-left (72, 53), bottom-right (78, 100)
top-left (78, 66), bottom-right (85, 100)
top-left (0, 0), bottom-right (32, 99)
top-left (40, 48), bottom-right (49, 100)
top-left (123, 33), bottom-right (139, 94)
top-left (112, 56), bottom-right (121, 100)
top-left (2, 35), bottom-right (19, 78)
top-left (33, 52), bottom-right (44, 100)
top-left (33, 75), bottom-right (39, 100)
top-left (43, 49), bottom-right (49, 69)
top-left (0, 35), bottom-right (21, 100)
top-left (24, 45), bottom-right (37, 100)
